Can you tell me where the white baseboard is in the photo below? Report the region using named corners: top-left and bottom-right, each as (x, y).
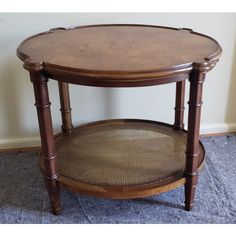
top-left (200, 123), bottom-right (236, 134)
top-left (0, 137), bottom-right (41, 149)
top-left (0, 123), bottom-right (236, 149)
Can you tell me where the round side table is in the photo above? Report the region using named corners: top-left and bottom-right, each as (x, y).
top-left (17, 24), bottom-right (222, 215)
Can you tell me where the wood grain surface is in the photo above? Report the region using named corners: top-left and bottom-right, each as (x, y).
top-left (17, 24), bottom-right (222, 86)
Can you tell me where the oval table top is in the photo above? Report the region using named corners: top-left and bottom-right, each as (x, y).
top-left (17, 24), bottom-right (222, 87)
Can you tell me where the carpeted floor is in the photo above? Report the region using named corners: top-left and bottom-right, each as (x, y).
top-left (0, 135), bottom-right (235, 223)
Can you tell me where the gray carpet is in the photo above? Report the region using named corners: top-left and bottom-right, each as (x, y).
top-left (0, 135), bottom-right (235, 223)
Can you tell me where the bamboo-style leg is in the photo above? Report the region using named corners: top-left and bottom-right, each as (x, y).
top-left (185, 69), bottom-right (205, 211)
top-left (30, 71), bottom-right (61, 215)
top-left (58, 81), bottom-right (73, 134)
top-left (174, 80), bottom-right (186, 130)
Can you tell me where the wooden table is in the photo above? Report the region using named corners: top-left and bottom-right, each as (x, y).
top-left (17, 24), bottom-right (222, 215)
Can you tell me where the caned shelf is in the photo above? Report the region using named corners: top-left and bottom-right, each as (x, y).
top-left (39, 119), bottom-right (205, 199)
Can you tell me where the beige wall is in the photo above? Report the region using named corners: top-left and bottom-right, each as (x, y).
top-left (0, 13), bottom-right (236, 148)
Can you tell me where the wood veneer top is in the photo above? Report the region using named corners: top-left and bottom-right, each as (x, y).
top-left (17, 24), bottom-right (222, 80)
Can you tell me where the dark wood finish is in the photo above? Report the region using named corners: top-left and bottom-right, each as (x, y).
top-left (58, 82), bottom-right (73, 134)
top-left (174, 80), bottom-right (186, 130)
top-left (185, 69), bottom-right (205, 211)
top-left (17, 24), bottom-right (221, 87)
top-left (38, 119), bottom-right (205, 199)
top-left (30, 71), bottom-right (61, 215)
top-left (16, 24), bottom-right (222, 214)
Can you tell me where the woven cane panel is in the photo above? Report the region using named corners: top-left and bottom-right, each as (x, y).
top-left (56, 121), bottom-right (187, 186)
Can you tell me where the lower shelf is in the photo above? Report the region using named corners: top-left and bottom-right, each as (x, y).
top-left (39, 119), bottom-right (205, 199)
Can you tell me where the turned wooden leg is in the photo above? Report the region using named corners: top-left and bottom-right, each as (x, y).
top-left (30, 71), bottom-right (61, 215)
top-left (185, 69), bottom-right (205, 211)
top-left (58, 81), bottom-right (73, 134)
top-left (174, 80), bottom-right (185, 130)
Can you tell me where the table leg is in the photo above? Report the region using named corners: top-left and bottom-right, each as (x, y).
top-left (30, 71), bottom-right (61, 215)
top-left (174, 80), bottom-right (185, 130)
top-left (58, 81), bottom-right (73, 134)
top-left (185, 69), bottom-right (205, 211)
